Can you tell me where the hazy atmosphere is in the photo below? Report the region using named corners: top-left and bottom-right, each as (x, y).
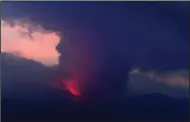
top-left (1, 1), bottom-right (189, 121)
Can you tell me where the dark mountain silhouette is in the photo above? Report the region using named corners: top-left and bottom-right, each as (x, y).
top-left (127, 93), bottom-right (189, 121)
top-left (1, 53), bottom-right (189, 121)
top-left (1, 53), bottom-right (57, 99)
top-left (128, 73), bottom-right (189, 98)
top-left (2, 92), bottom-right (189, 121)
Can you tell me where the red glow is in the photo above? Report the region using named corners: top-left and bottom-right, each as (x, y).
top-left (52, 77), bottom-right (81, 97)
top-left (64, 79), bottom-right (81, 96)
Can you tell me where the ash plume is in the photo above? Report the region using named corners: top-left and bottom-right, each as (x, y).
top-left (55, 3), bottom-right (188, 103)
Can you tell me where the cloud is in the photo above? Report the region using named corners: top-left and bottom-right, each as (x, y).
top-left (153, 70), bottom-right (189, 88)
top-left (1, 19), bottom-right (61, 66)
top-left (130, 69), bottom-right (189, 88)
top-left (129, 69), bottom-right (189, 98)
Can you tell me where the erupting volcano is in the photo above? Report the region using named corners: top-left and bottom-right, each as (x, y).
top-left (55, 26), bottom-right (130, 103)
top-left (53, 77), bottom-right (81, 98)
top-left (64, 79), bottom-right (81, 97)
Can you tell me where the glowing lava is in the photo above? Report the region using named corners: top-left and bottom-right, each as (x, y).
top-left (52, 77), bottom-right (81, 97)
top-left (64, 79), bottom-right (81, 96)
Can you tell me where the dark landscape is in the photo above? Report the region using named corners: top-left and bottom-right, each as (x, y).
top-left (1, 2), bottom-right (189, 122)
top-left (1, 53), bottom-right (189, 121)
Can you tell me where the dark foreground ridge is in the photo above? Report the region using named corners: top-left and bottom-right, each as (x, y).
top-left (2, 91), bottom-right (189, 122)
top-left (1, 53), bottom-right (189, 121)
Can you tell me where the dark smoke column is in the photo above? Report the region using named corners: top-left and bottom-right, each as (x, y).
top-left (57, 26), bottom-right (130, 104)
top-left (56, 2), bottom-right (188, 105)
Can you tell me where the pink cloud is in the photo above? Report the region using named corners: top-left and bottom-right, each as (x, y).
top-left (130, 68), bottom-right (189, 88)
top-left (154, 73), bottom-right (189, 88)
top-left (1, 19), bottom-right (61, 66)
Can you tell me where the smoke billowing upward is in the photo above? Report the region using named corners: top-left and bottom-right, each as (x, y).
top-left (56, 3), bottom-right (188, 103)
top-left (56, 28), bottom-right (130, 102)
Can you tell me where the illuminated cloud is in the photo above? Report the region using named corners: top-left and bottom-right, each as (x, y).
top-left (131, 68), bottom-right (189, 88)
top-left (1, 19), bottom-right (61, 66)
top-left (153, 70), bottom-right (189, 88)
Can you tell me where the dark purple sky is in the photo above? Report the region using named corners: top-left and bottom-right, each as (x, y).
top-left (2, 2), bottom-right (189, 69)
top-left (1, 2), bottom-right (189, 98)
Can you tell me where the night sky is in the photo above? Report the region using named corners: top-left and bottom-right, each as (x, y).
top-left (2, 2), bottom-right (189, 68)
top-left (1, 1), bottom-right (189, 121)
